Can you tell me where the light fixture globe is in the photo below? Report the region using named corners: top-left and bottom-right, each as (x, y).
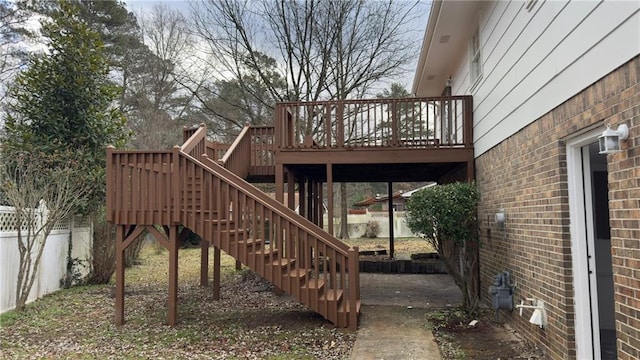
top-left (598, 124), bottom-right (629, 155)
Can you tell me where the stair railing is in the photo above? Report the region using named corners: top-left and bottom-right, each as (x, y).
top-left (175, 147), bottom-right (359, 328)
top-left (219, 124), bottom-right (252, 179)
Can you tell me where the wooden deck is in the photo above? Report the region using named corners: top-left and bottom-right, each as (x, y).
top-left (106, 95), bottom-right (473, 331)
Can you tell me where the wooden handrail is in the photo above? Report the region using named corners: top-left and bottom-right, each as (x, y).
top-left (181, 125), bottom-right (207, 159)
top-left (275, 95), bottom-right (472, 150)
top-left (219, 125), bottom-right (251, 179)
top-left (195, 152), bottom-right (350, 255)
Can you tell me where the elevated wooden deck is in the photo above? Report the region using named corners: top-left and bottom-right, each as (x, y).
top-left (106, 95), bottom-right (473, 331)
top-left (207, 96), bottom-right (474, 183)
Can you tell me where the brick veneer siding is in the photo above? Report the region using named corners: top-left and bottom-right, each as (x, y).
top-left (476, 55), bottom-right (639, 359)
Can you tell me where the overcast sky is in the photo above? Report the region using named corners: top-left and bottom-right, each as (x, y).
top-left (123, 0), bottom-right (431, 91)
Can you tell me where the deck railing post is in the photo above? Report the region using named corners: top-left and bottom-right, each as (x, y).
top-left (106, 146), bottom-right (115, 223)
top-left (337, 102), bottom-right (344, 148)
top-left (172, 146), bottom-right (181, 224)
top-left (325, 105), bottom-right (332, 147)
top-left (464, 96), bottom-right (473, 148)
top-left (391, 101), bottom-right (398, 146)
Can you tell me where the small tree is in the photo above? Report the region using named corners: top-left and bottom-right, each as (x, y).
top-left (2, 0), bottom-right (129, 290)
top-left (405, 182), bottom-right (480, 314)
top-left (0, 150), bottom-right (90, 311)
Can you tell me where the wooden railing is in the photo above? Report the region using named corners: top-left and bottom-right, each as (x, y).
top-left (106, 149), bottom-right (174, 225)
top-left (248, 126), bottom-right (276, 177)
top-left (206, 142), bottom-right (230, 161)
top-left (219, 125), bottom-right (252, 179)
top-left (106, 126), bottom-right (360, 329)
top-left (275, 96), bottom-right (472, 150)
top-left (181, 125), bottom-right (276, 179)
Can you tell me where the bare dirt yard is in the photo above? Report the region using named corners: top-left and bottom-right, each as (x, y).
top-left (426, 307), bottom-right (546, 359)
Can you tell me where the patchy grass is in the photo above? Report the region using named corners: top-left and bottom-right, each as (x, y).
top-left (0, 242), bottom-right (355, 359)
top-left (343, 237), bottom-right (435, 257)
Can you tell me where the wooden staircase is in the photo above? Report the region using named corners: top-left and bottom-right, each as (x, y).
top-left (107, 125), bottom-right (361, 330)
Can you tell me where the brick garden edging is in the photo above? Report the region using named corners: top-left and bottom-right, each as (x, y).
top-left (358, 252), bottom-right (447, 274)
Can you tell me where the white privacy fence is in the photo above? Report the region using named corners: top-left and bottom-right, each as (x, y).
top-left (324, 210), bottom-right (417, 239)
top-left (0, 206), bottom-right (92, 314)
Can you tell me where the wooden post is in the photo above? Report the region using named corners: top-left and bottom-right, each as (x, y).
top-left (213, 246), bottom-right (221, 300)
top-left (115, 225), bottom-right (125, 325)
top-left (276, 163), bottom-right (284, 203)
top-left (168, 225), bottom-right (179, 326)
top-left (200, 239), bottom-right (209, 286)
top-left (388, 182), bottom-right (394, 259)
top-left (327, 164), bottom-right (334, 236)
top-left (172, 146), bottom-right (181, 223)
top-left (299, 177), bottom-right (306, 218)
top-left (348, 247), bottom-right (359, 331)
top-left (287, 167), bottom-right (295, 210)
top-left (391, 101), bottom-right (398, 145)
top-left (337, 103), bottom-right (344, 148)
top-left (318, 181), bottom-right (323, 229)
top-left (306, 178), bottom-right (313, 222)
top-left (106, 146), bottom-right (114, 223)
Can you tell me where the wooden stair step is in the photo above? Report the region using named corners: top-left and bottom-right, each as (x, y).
top-left (237, 238), bottom-right (263, 247)
top-left (301, 279), bottom-right (325, 291)
top-left (283, 268), bottom-right (309, 280)
top-left (268, 258), bottom-right (296, 268)
top-left (203, 219), bottom-right (236, 226)
top-left (250, 248), bottom-right (279, 257)
top-left (338, 299), bottom-right (362, 314)
top-left (320, 289), bottom-right (344, 302)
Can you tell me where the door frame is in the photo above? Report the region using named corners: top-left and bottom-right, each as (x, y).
top-left (566, 128), bottom-right (604, 359)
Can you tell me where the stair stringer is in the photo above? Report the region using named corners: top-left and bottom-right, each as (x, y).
top-left (175, 150), bottom-right (360, 330)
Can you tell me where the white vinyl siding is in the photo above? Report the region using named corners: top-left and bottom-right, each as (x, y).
top-left (450, 0), bottom-right (640, 157)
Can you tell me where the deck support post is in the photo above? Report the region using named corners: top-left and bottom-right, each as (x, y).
top-left (200, 239), bottom-right (209, 286)
top-left (168, 225), bottom-right (179, 326)
top-left (212, 246), bottom-right (221, 300)
top-left (467, 160), bottom-right (475, 181)
top-left (306, 178), bottom-right (313, 222)
top-left (317, 181), bottom-right (323, 228)
top-left (115, 224), bottom-right (146, 326)
top-left (388, 182), bottom-right (394, 259)
top-left (298, 177), bottom-right (306, 218)
top-left (275, 163), bottom-right (284, 203)
top-left (326, 164), bottom-right (334, 236)
top-left (287, 167), bottom-right (296, 210)
top-left (115, 225), bottom-right (126, 325)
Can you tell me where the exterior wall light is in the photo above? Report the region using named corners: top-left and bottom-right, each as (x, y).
top-left (598, 124), bottom-right (628, 154)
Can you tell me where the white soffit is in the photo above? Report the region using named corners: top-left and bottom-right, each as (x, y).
top-left (413, 1), bottom-right (484, 97)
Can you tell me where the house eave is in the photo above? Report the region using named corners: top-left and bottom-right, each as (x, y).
top-left (412, 0), bottom-right (486, 97)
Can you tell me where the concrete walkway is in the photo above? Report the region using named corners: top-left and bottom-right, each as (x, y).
top-left (350, 274), bottom-right (462, 360)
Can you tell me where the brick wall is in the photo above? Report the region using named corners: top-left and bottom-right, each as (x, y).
top-left (475, 55), bottom-right (639, 359)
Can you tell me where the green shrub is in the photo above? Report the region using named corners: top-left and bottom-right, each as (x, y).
top-left (406, 182), bottom-right (480, 314)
